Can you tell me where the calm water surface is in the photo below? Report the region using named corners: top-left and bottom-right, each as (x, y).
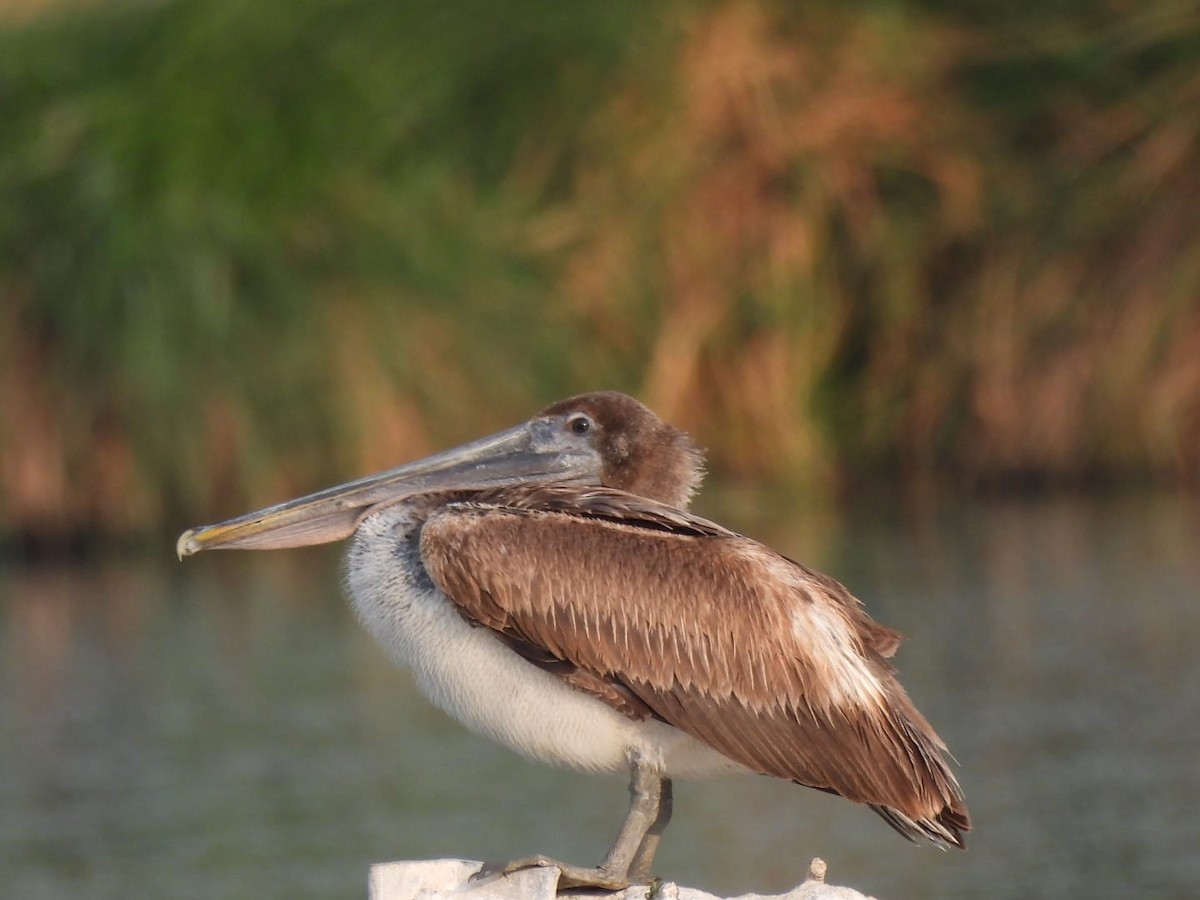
top-left (2, 491), bottom-right (1198, 899)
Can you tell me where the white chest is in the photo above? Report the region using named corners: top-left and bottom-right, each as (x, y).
top-left (343, 509), bottom-right (742, 779)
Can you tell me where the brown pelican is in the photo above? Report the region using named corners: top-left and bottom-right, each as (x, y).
top-left (177, 391), bottom-right (969, 890)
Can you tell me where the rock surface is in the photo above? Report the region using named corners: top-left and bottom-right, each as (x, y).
top-left (368, 857), bottom-right (877, 900)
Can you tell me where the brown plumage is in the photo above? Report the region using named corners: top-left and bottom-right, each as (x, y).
top-left (420, 484), bottom-right (969, 848)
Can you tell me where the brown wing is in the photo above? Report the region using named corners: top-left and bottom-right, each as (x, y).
top-left (419, 485), bottom-right (969, 847)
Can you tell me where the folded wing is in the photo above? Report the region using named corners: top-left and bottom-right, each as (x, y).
top-left (419, 485), bottom-right (970, 847)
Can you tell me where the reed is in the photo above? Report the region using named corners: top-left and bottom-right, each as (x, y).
top-left (1, 0), bottom-right (1197, 543)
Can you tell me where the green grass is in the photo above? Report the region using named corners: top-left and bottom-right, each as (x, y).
top-left (1, 0), bottom-right (1198, 543)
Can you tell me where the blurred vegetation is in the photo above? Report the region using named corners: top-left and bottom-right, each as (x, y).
top-left (1, 0), bottom-right (1198, 544)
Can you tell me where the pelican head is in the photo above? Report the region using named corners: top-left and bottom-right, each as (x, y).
top-left (177, 391), bottom-right (702, 558)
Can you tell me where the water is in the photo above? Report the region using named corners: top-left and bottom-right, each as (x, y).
top-left (2, 491), bottom-right (1198, 899)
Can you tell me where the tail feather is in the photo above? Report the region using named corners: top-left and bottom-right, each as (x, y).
top-left (870, 802), bottom-right (970, 850)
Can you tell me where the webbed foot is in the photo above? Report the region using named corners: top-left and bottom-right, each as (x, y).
top-left (473, 855), bottom-right (633, 891)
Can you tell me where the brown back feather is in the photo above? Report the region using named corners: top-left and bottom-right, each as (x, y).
top-left (418, 485), bottom-right (969, 846)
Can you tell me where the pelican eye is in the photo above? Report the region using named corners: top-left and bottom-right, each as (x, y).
top-left (567, 414), bottom-right (593, 435)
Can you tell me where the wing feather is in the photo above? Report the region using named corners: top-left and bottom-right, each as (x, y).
top-left (418, 485), bottom-right (969, 846)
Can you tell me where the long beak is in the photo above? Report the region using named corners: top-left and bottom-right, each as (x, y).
top-left (177, 421), bottom-right (587, 558)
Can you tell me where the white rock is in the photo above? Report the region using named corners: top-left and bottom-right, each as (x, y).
top-left (367, 857), bottom-right (877, 900)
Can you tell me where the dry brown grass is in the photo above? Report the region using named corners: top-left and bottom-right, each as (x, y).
top-left (2, 0), bottom-right (1197, 543)
top-left (546, 2), bottom-right (982, 483)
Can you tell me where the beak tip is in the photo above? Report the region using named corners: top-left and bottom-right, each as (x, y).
top-left (176, 529), bottom-right (200, 560)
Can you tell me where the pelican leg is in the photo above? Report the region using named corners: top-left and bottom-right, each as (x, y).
top-left (474, 756), bottom-right (667, 891)
top-left (629, 777), bottom-right (672, 881)
top-left (594, 760), bottom-right (666, 882)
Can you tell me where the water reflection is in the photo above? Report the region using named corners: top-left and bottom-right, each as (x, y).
top-left (1, 491), bottom-right (1197, 899)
